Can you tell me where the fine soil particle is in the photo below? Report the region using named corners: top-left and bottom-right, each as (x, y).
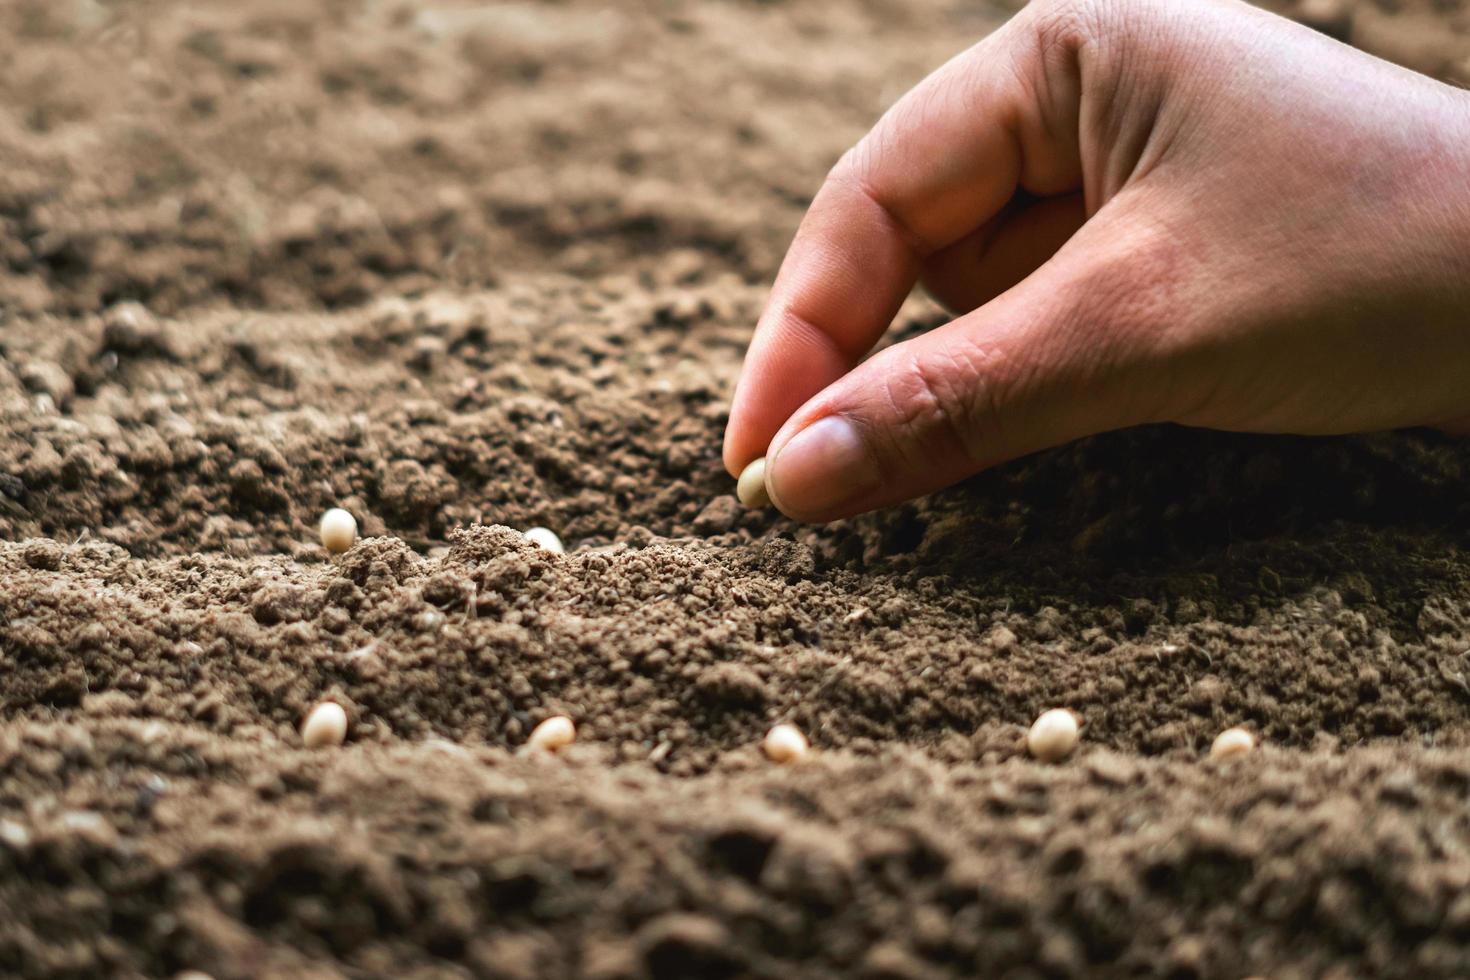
top-left (3, 0), bottom-right (1470, 977)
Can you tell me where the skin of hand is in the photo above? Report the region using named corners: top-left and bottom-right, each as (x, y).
top-left (721, 0), bottom-right (1470, 523)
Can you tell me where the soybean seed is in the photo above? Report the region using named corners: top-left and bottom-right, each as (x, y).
top-left (763, 722), bottom-right (809, 764)
top-left (1027, 708), bottom-right (1079, 763)
top-left (736, 457), bottom-right (771, 509)
top-left (524, 526), bottom-right (565, 555)
top-left (319, 508), bottom-right (358, 554)
top-left (1210, 726), bottom-right (1256, 761)
top-left (301, 701), bottom-right (348, 748)
top-left (528, 715), bottom-right (575, 752)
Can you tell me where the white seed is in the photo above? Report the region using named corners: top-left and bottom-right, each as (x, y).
top-left (0, 819), bottom-right (30, 848)
top-left (1210, 726), bottom-right (1256, 761)
top-left (523, 526), bottom-right (565, 555)
top-left (301, 701), bottom-right (348, 748)
top-left (527, 715), bottom-right (575, 752)
top-left (319, 508), bottom-right (358, 554)
top-left (763, 722), bottom-right (809, 764)
top-left (736, 457), bottom-right (771, 509)
top-left (1027, 708), bottom-right (1079, 762)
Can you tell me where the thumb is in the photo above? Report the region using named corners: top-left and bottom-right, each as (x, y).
top-left (763, 216), bottom-right (1177, 522)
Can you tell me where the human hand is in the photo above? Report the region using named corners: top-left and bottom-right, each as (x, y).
top-left (722, 0), bottom-right (1470, 522)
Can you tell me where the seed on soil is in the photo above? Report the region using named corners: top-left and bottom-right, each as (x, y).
top-left (523, 526), bottom-right (565, 555)
top-left (736, 457), bottom-right (771, 509)
top-left (528, 715), bottom-right (575, 752)
top-left (1027, 708), bottom-right (1079, 762)
top-left (301, 701), bottom-right (348, 748)
top-left (763, 722), bottom-right (809, 764)
top-left (1210, 726), bottom-right (1256, 761)
top-left (319, 508), bottom-right (358, 554)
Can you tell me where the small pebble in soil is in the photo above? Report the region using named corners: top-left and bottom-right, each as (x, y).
top-left (527, 715), bottom-right (576, 752)
top-left (301, 701), bottom-right (348, 748)
top-left (319, 508), bottom-right (358, 554)
top-left (523, 526), bottom-right (565, 555)
top-left (736, 457), bottom-right (771, 508)
top-left (1210, 726), bottom-right (1256, 761)
top-left (763, 722), bottom-right (809, 764)
top-left (1027, 709), bottom-right (1079, 763)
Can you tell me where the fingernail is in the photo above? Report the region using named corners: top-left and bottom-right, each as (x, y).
top-left (767, 415), bottom-right (879, 518)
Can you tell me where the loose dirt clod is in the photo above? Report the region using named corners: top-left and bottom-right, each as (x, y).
top-left (1027, 709), bottom-right (1079, 763)
top-left (319, 508), bottom-right (358, 554)
top-left (528, 715), bottom-right (576, 752)
top-left (301, 702), bottom-right (349, 748)
top-left (1211, 726), bottom-right (1257, 761)
top-left (736, 457), bottom-right (771, 508)
top-left (524, 527), bottom-right (565, 554)
top-left (763, 722), bottom-right (809, 763)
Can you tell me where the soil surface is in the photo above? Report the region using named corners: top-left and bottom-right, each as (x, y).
top-left (4, 0), bottom-right (1470, 977)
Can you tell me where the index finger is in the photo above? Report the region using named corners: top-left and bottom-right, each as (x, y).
top-left (721, 8), bottom-right (1082, 475)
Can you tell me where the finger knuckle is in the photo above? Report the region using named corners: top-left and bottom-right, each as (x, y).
top-left (1026, 0), bottom-right (1162, 57)
top-left (880, 346), bottom-right (997, 466)
top-left (1026, 0), bottom-right (1103, 54)
top-left (827, 138), bottom-right (941, 256)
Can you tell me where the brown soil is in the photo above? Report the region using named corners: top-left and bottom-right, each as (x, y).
top-left (3, 0), bottom-right (1470, 977)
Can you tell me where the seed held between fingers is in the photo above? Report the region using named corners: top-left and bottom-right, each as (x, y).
top-left (1210, 726), bottom-right (1256, 761)
top-left (319, 508), bottom-right (358, 554)
top-left (736, 457), bottom-right (771, 509)
top-left (301, 701), bottom-right (348, 748)
top-left (1027, 708), bottom-right (1079, 762)
top-left (528, 715), bottom-right (576, 752)
top-left (763, 722), bottom-right (809, 763)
